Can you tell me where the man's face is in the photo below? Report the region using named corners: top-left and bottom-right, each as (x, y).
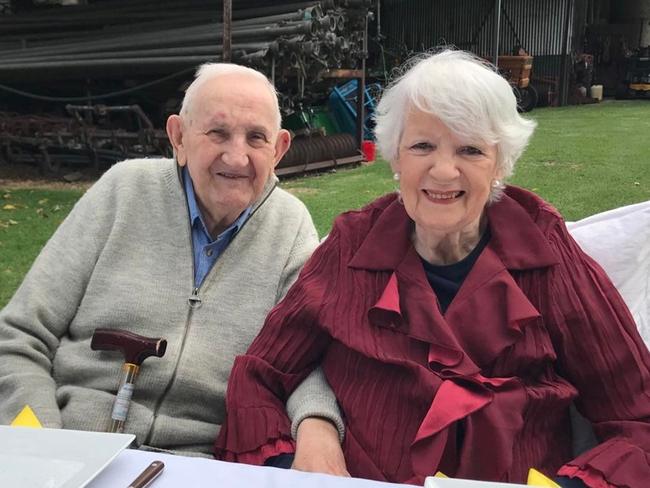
top-left (167, 73), bottom-right (290, 236)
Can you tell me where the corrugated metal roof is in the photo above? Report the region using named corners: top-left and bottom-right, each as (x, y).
top-left (381, 0), bottom-right (573, 56)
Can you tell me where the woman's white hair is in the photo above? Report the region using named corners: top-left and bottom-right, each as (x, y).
top-left (180, 63), bottom-right (281, 130)
top-left (374, 49), bottom-right (536, 196)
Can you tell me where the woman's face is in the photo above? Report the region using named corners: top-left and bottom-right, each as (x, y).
top-left (394, 108), bottom-right (501, 237)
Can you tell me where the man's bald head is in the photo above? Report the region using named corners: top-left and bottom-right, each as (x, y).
top-left (180, 63), bottom-right (281, 130)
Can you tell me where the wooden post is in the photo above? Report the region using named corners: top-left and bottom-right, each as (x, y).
top-left (559, 0), bottom-right (573, 106)
top-left (493, 0), bottom-right (502, 68)
top-left (356, 11), bottom-right (369, 148)
top-left (222, 0), bottom-right (232, 63)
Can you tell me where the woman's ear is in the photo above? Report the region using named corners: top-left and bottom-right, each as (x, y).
top-left (391, 155), bottom-right (401, 175)
top-left (166, 115), bottom-right (187, 166)
top-left (495, 165), bottom-right (505, 183)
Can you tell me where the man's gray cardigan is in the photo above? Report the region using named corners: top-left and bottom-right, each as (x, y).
top-left (0, 158), bottom-right (342, 456)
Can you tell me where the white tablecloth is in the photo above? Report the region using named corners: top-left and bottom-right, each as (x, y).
top-left (88, 449), bottom-right (533, 488)
top-left (567, 200), bottom-right (650, 347)
top-left (89, 449), bottom-right (417, 488)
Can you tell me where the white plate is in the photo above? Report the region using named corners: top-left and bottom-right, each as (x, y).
top-left (0, 426), bottom-right (135, 488)
top-left (425, 477), bottom-right (529, 488)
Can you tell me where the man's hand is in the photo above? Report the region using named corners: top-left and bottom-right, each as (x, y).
top-left (292, 417), bottom-right (350, 477)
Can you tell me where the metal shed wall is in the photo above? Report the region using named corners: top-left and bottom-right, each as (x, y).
top-left (380, 0), bottom-right (574, 79)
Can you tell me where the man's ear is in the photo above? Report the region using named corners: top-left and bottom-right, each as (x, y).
top-left (166, 115), bottom-right (187, 166)
top-left (272, 129), bottom-right (292, 168)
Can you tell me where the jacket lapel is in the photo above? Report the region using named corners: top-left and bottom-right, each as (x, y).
top-left (352, 192), bottom-right (558, 360)
top-left (444, 245), bottom-right (542, 368)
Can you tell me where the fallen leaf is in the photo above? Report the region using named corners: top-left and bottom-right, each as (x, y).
top-left (38, 198), bottom-right (49, 205)
top-left (2, 204), bottom-right (16, 210)
top-left (634, 181), bottom-right (640, 186)
top-left (53, 205), bottom-right (62, 212)
top-left (8, 219), bottom-right (18, 225)
top-left (2, 193), bottom-right (11, 199)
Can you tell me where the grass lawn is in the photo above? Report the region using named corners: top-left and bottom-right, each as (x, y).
top-left (511, 100), bottom-right (649, 221)
top-left (1, 99), bottom-right (649, 307)
top-left (0, 188), bottom-right (83, 306)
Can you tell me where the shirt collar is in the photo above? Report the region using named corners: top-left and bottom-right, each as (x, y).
top-left (348, 187), bottom-right (559, 272)
top-left (182, 166), bottom-right (252, 240)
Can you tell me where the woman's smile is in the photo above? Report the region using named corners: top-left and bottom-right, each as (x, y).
top-left (422, 189), bottom-right (464, 203)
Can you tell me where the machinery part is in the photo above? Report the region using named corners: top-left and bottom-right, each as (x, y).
top-left (0, 109), bottom-right (171, 174)
top-left (514, 85), bottom-right (538, 113)
top-left (617, 53), bottom-right (650, 99)
top-left (277, 132), bottom-right (363, 177)
top-left (91, 328), bottom-right (167, 433)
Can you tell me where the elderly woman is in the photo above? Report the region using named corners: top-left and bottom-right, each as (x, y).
top-left (215, 50), bottom-right (650, 487)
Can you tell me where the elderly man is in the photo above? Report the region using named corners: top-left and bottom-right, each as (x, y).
top-left (0, 63), bottom-right (344, 466)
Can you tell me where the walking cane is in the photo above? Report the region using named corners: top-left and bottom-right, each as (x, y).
top-left (91, 328), bottom-right (167, 433)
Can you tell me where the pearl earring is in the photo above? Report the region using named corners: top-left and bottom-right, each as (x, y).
top-left (492, 179), bottom-right (502, 188)
top-left (393, 172), bottom-right (400, 181)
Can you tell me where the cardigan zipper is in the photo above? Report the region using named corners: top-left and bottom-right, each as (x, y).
top-left (143, 302), bottom-right (196, 446)
top-left (188, 287), bottom-right (202, 308)
top-left (180, 182), bottom-right (277, 311)
top-left (144, 189), bottom-right (199, 446)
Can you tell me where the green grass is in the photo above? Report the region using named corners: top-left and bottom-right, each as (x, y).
top-left (1, 99), bottom-right (649, 307)
top-left (0, 189), bottom-right (83, 306)
top-left (282, 158), bottom-right (395, 235)
top-left (511, 100), bottom-right (650, 220)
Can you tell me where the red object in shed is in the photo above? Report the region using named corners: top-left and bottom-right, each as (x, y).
top-left (361, 140), bottom-right (376, 162)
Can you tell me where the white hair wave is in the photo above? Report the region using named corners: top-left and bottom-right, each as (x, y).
top-left (374, 49), bottom-right (537, 192)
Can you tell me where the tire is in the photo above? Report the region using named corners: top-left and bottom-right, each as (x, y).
top-left (515, 85), bottom-right (538, 112)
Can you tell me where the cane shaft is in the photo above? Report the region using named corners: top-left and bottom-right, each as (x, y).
top-left (109, 363), bottom-right (140, 433)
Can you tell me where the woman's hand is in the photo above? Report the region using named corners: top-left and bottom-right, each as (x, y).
top-left (292, 417), bottom-right (350, 476)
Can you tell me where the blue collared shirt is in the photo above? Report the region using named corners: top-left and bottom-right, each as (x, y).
top-left (183, 167), bottom-right (252, 287)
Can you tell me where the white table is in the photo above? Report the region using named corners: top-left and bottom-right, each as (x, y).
top-left (89, 449), bottom-right (418, 488)
top-left (89, 449), bottom-right (530, 488)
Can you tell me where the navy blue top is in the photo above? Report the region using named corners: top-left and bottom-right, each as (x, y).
top-left (420, 229), bottom-right (491, 313)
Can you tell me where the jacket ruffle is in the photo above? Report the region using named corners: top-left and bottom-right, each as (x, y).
top-left (214, 354), bottom-right (306, 464)
top-left (558, 438), bottom-right (650, 488)
top-left (215, 403), bottom-right (295, 464)
top-left (368, 247), bottom-right (541, 480)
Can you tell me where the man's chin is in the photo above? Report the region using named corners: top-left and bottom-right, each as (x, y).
top-left (213, 195), bottom-right (253, 214)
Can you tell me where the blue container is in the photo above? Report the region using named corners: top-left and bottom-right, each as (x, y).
top-left (328, 80), bottom-right (381, 141)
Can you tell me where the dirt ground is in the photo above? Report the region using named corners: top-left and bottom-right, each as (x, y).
top-left (0, 163), bottom-right (97, 190)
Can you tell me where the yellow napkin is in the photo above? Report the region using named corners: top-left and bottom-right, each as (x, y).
top-left (434, 471), bottom-right (449, 478)
top-left (527, 468), bottom-right (560, 487)
top-left (10, 405), bottom-right (43, 428)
